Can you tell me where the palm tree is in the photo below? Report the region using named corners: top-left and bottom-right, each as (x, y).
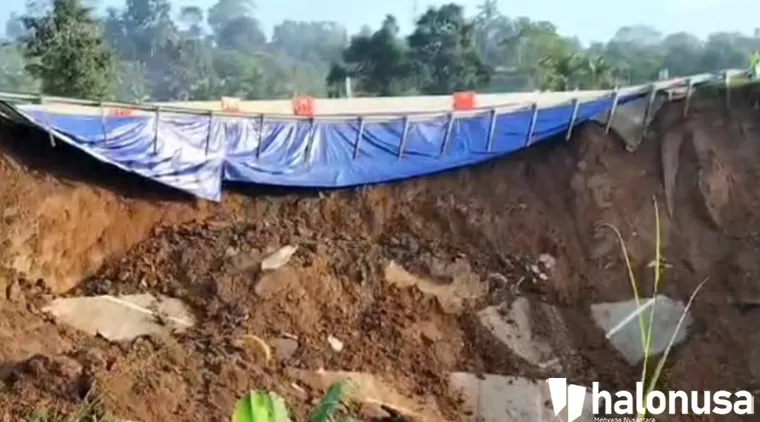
top-left (584, 55), bottom-right (616, 88)
top-left (539, 52), bottom-right (583, 91)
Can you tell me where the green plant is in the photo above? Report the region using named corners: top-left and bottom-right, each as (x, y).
top-left (604, 198), bottom-right (708, 420)
top-left (232, 382), bottom-right (359, 422)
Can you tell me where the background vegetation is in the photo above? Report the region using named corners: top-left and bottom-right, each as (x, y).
top-left (2, 0), bottom-right (759, 101)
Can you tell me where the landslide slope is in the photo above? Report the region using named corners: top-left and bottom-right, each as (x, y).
top-left (0, 93), bottom-right (758, 421)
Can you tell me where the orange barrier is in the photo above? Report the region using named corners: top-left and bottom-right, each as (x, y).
top-left (292, 96), bottom-right (315, 116)
top-left (108, 108), bottom-right (135, 116)
top-left (453, 91), bottom-right (476, 110)
top-left (221, 96), bottom-right (241, 112)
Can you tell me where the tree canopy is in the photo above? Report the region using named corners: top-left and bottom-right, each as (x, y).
top-left (1, 0), bottom-right (759, 101)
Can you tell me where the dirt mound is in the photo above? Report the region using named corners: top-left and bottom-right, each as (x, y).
top-left (0, 122), bottom-right (215, 294)
top-left (1, 92), bottom-right (760, 421)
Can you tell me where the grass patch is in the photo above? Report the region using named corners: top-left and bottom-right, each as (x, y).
top-left (604, 197), bottom-right (708, 419)
top-left (233, 381), bottom-right (360, 422)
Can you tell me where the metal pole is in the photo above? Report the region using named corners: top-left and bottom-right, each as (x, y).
top-left (353, 117), bottom-right (364, 159)
top-left (440, 113), bottom-right (456, 156)
top-left (398, 116), bottom-right (410, 159)
top-left (100, 102), bottom-right (108, 146)
top-left (524, 103), bottom-right (538, 147)
top-left (305, 117), bottom-right (316, 164)
top-left (683, 78), bottom-right (693, 119)
top-left (485, 108), bottom-right (497, 152)
top-left (345, 77), bottom-right (353, 98)
top-left (639, 84), bottom-right (658, 145)
top-left (605, 87), bottom-right (620, 134)
top-left (204, 111), bottom-right (213, 156)
top-left (153, 107), bottom-right (160, 154)
top-left (725, 71), bottom-right (731, 110)
top-left (256, 114), bottom-right (265, 159)
top-left (39, 95), bottom-right (56, 148)
top-left (566, 98), bottom-right (580, 141)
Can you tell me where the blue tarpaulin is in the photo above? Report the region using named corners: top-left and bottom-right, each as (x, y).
top-left (8, 91), bottom-right (648, 201)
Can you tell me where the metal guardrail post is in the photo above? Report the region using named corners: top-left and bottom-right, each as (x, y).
top-left (605, 86), bottom-right (620, 134)
top-left (204, 111), bottom-right (213, 156)
top-left (305, 117), bottom-right (316, 164)
top-left (565, 98), bottom-right (580, 142)
top-left (639, 84), bottom-right (658, 145)
top-left (39, 95), bottom-right (56, 147)
top-left (724, 71), bottom-right (731, 110)
top-left (353, 116), bottom-right (364, 159)
top-left (255, 114), bottom-right (265, 159)
top-left (485, 108), bottom-right (497, 152)
top-left (99, 102), bottom-right (108, 146)
top-left (152, 107), bottom-right (160, 154)
top-left (683, 78), bottom-right (693, 119)
top-left (524, 103), bottom-right (538, 147)
top-left (440, 112), bottom-right (455, 156)
top-left (397, 115), bottom-right (410, 159)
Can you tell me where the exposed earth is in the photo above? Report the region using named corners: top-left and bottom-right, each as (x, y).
top-left (0, 91), bottom-right (759, 421)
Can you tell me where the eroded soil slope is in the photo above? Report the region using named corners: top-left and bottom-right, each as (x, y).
top-left (1, 93), bottom-right (759, 421)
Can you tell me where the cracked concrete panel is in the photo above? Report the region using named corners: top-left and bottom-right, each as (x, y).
top-left (591, 295), bottom-right (693, 365)
top-left (592, 94), bottom-right (666, 151)
top-left (43, 294), bottom-right (195, 342)
top-left (449, 373), bottom-right (594, 422)
top-left (477, 297), bottom-right (566, 370)
top-left (287, 369), bottom-right (450, 422)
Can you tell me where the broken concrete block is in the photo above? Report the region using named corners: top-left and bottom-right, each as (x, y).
top-left (384, 261), bottom-right (484, 314)
top-left (449, 373), bottom-right (594, 422)
top-left (43, 294), bottom-right (195, 342)
top-left (590, 295), bottom-right (693, 365)
top-left (261, 245), bottom-right (298, 271)
top-left (271, 338), bottom-right (299, 360)
top-left (287, 369), bottom-right (450, 422)
top-left (477, 297), bottom-right (565, 370)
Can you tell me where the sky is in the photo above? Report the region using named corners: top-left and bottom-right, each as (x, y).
top-left (2, 0), bottom-right (759, 44)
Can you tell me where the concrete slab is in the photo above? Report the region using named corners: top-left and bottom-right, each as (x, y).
top-left (449, 373), bottom-right (594, 422)
top-left (384, 261), bottom-right (484, 314)
top-left (43, 294), bottom-right (195, 341)
top-left (287, 369), bottom-right (450, 422)
top-left (592, 94), bottom-right (665, 151)
top-left (477, 297), bottom-right (566, 370)
top-left (260, 245), bottom-right (298, 271)
top-left (590, 295), bottom-right (692, 365)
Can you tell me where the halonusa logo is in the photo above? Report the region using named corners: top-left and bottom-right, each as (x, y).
top-left (546, 377), bottom-right (754, 422)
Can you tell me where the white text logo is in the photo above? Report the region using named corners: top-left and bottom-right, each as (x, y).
top-left (546, 378), bottom-right (754, 421)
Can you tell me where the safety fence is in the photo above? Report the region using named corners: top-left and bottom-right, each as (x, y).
top-left (0, 70), bottom-right (747, 201)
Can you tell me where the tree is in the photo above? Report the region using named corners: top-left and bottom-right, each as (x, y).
top-left (0, 44), bottom-right (38, 92)
top-left (408, 4), bottom-right (490, 94)
top-left (207, 0), bottom-right (266, 52)
top-left (178, 6), bottom-right (204, 39)
top-left (611, 25), bottom-right (663, 46)
top-left (8, 0), bottom-right (760, 102)
top-left (538, 52), bottom-right (583, 91)
top-left (500, 18), bottom-right (578, 90)
top-left (330, 15), bottom-right (416, 96)
top-left (4, 13), bottom-right (26, 41)
top-left (21, 0), bottom-right (116, 99)
top-left (660, 32), bottom-right (703, 77)
top-left (271, 20), bottom-right (347, 65)
top-left (474, 0), bottom-right (512, 66)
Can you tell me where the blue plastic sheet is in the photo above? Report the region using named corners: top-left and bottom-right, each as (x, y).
top-left (13, 93), bottom-right (643, 201)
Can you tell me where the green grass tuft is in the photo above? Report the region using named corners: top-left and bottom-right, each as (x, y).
top-left (605, 197), bottom-right (708, 419)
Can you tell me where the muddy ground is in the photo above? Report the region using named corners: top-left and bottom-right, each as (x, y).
top-left (0, 92), bottom-right (759, 421)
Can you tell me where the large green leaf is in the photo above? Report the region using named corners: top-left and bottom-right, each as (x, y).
top-left (232, 391), bottom-right (292, 422)
top-left (309, 382), bottom-right (345, 422)
top-left (269, 392), bottom-right (292, 422)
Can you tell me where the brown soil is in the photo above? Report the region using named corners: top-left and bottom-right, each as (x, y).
top-left (1, 91), bottom-right (759, 422)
